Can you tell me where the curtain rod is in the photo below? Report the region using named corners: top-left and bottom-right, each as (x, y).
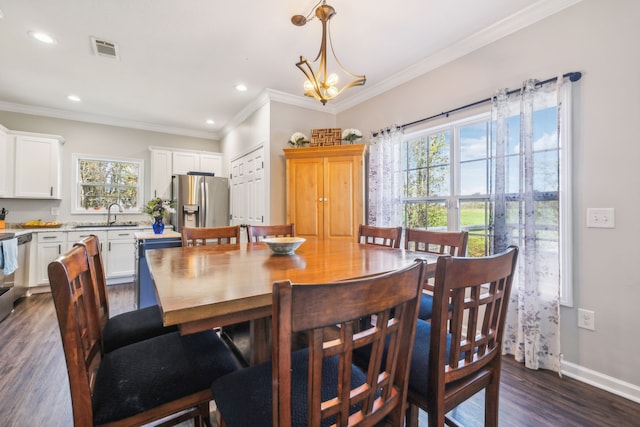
top-left (372, 71), bottom-right (582, 137)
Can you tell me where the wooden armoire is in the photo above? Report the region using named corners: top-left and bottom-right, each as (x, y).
top-left (284, 144), bottom-right (366, 241)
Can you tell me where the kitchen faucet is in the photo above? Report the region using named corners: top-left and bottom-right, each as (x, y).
top-left (107, 202), bottom-right (123, 226)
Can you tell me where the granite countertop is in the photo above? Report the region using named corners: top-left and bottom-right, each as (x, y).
top-left (134, 230), bottom-right (182, 240)
top-left (1, 222), bottom-right (155, 233)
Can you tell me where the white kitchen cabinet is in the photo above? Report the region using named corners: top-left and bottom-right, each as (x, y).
top-left (172, 151), bottom-right (200, 175)
top-left (0, 125), bottom-right (8, 197)
top-left (106, 229), bottom-right (136, 282)
top-left (12, 132), bottom-right (64, 199)
top-left (149, 148), bottom-right (173, 200)
top-left (33, 231), bottom-right (67, 286)
top-left (200, 153), bottom-right (223, 176)
top-left (149, 147), bottom-right (224, 200)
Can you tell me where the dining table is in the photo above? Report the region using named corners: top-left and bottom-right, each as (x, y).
top-left (146, 238), bottom-right (439, 364)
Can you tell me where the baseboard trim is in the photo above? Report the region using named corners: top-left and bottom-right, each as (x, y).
top-left (561, 359), bottom-right (640, 404)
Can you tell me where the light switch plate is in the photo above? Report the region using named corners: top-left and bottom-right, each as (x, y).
top-left (586, 208), bottom-right (615, 228)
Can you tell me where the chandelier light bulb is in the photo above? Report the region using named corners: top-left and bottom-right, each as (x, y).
top-left (304, 80), bottom-right (315, 91)
top-left (326, 73), bottom-right (339, 87)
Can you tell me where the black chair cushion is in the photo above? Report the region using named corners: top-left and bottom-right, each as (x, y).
top-left (102, 305), bottom-right (178, 353)
top-left (92, 330), bottom-right (241, 425)
top-left (211, 349), bottom-right (369, 427)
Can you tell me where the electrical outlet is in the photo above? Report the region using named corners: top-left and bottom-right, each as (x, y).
top-left (586, 208), bottom-right (615, 228)
top-left (578, 308), bottom-right (595, 331)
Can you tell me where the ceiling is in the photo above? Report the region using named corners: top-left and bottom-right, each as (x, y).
top-left (0, 0), bottom-right (579, 139)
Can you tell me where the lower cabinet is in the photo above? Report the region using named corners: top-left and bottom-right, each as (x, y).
top-left (33, 231), bottom-right (67, 286)
top-left (106, 229), bottom-right (137, 282)
top-left (31, 228), bottom-right (147, 287)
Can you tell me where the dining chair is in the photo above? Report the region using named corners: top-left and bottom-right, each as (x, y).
top-left (181, 225), bottom-right (241, 247)
top-left (212, 259), bottom-right (427, 427)
top-left (358, 224), bottom-right (403, 248)
top-left (404, 229), bottom-right (469, 321)
top-left (74, 235), bottom-right (178, 353)
top-left (405, 246), bottom-right (519, 427)
top-left (48, 245), bottom-right (241, 427)
top-left (246, 223), bottom-right (295, 242)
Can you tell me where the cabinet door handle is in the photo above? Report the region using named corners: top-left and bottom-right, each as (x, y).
top-left (42, 236), bottom-right (57, 240)
top-left (109, 242), bottom-right (111, 251)
top-left (50, 186), bottom-right (53, 197)
top-left (58, 244), bottom-right (61, 254)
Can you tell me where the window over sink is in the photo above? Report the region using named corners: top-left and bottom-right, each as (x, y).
top-left (72, 154), bottom-right (144, 213)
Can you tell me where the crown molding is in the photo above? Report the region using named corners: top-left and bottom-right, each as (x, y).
top-left (0, 101), bottom-right (219, 140)
top-left (333, 0), bottom-right (583, 112)
top-left (221, 88), bottom-right (337, 137)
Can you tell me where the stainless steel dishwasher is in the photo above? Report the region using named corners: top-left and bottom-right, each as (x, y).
top-left (0, 232), bottom-right (33, 321)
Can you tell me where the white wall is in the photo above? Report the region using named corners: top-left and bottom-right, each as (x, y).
top-left (339, 0), bottom-right (640, 392)
top-left (0, 110), bottom-right (219, 224)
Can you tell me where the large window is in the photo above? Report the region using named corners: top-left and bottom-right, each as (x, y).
top-left (72, 154), bottom-right (144, 213)
top-left (402, 115), bottom-right (492, 257)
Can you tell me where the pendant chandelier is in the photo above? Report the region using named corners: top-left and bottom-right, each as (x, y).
top-left (292, 1), bottom-right (366, 105)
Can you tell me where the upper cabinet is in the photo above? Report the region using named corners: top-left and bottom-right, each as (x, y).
top-left (0, 125), bottom-right (8, 197)
top-left (1, 130), bottom-right (65, 199)
top-left (150, 148), bottom-right (173, 200)
top-left (285, 145), bottom-right (366, 241)
top-left (149, 147), bottom-right (223, 200)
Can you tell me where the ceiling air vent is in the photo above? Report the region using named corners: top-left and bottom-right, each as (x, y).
top-left (90, 37), bottom-right (119, 59)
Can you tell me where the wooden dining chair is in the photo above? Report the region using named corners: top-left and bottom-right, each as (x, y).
top-left (212, 259), bottom-right (427, 427)
top-left (404, 229), bottom-right (468, 321)
top-left (358, 224), bottom-right (403, 248)
top-left (48, 245), bottom-right (241, 427)
top-left (246, 223), bottom-right (295, 242)
top-left (74, 235), bottom-right (178, 353)
top-left (181, 225), bottom-right (241, 247)
top-left (405, 246), bottom-right (519, 427)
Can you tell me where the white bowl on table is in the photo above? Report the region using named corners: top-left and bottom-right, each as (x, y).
top-left (262, 237), bottom-right (306, 255)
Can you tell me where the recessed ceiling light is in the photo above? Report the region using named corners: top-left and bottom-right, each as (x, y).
top-left (206, 119), bottom-right (215, 125)
top-left (29, 31), bottom-right (57, 44)
top-left (67, 95), bottom-right (81, 102)
top-left (0, 9), bottom-right (5, 19)
top-left (235, 84), bottom-right (247, 92)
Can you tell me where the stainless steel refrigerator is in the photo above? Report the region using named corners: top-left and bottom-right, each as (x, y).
top-left (172, 173), bottom-right (229, 232)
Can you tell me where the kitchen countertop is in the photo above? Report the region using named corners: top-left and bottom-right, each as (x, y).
top-left (1, 224), bottom-right (154, 234)
top-left (134, 230), bottom-right (181, 240)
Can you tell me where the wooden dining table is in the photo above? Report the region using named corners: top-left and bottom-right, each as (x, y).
top-left (146, 238), bottom-right (439, 363)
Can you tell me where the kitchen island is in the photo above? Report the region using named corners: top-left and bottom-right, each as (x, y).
top-left (134, 230), bottom-right (182, 308)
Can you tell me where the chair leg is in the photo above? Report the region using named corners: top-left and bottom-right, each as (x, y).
top-left (406, 403), bottom-right (420, 427)
top-left (485, 376), bottom-right (500, 427)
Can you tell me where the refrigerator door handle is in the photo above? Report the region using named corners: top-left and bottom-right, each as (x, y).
top-left (201, 180), bottom-right (208, 227)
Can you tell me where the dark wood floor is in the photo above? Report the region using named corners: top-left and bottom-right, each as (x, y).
top-left (0, 283), bottom-right (638, 426)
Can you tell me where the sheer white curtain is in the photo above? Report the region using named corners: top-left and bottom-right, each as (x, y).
top-left (368, 127), bottom-right (404, 227)
top-left (492, 78), bottom-right (571, 372)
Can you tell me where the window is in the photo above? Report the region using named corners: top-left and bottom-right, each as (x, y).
top-left (402, 115), bottom-right (492, 257)
top-left (72, 154), bottom-right (144, 213)
top-left (399, 91), bottom-right (571, 305)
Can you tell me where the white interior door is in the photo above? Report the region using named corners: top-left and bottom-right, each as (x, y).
top-left (230, 147), bottom-right (265, 230)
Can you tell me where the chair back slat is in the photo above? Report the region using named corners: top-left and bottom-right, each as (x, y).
top-left (358, 224), bottom-right (402, 248)
top-left (273, 259), bottom-right (426, 427)
top-left (48, 245), bottom-right (103, 426)
top-left (404, 228), bottom-right (468, 256)
top-left (74, 235), bottom-right (109, 331)
top-left (246, 224), bottom-right (295, 242)
top-left (181, 225), bottom-right (241, 247)
top-left (430, 246), bottom-right (518, 388)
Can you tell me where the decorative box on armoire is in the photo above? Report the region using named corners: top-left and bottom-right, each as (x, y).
top-left (284, 144), bottom-right (366, 241)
